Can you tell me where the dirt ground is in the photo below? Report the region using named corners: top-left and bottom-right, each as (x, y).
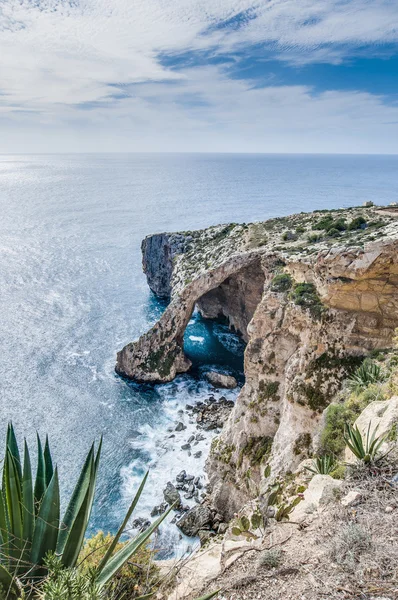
top-left (190, 467), bottom-right (398, 600)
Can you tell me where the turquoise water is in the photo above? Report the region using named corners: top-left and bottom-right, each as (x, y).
top-left (0, 153), bottom-right (397, 551)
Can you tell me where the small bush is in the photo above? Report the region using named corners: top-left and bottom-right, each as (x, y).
top-left (270, 273), bottom-right (293, 292)
top-left (257, 548), bottom-right (282, 569)
top-left (290, 282), bottom-right (324, 319)
top-left (305, 455), bottom-right (336, 475)
top-left (327, 228), bottom-right (340, 238)
top-left (329, 524), bottom-right (371, 570)
top-left (79, 532), bottom-right (158, 598)
top-left (307, 233), bottom-right (322, 243)
top-left (348, 216), bottom-right (367, 230)
top-left (348, 359), bottom-right (385, 392)
top-left (320, 403), bottom-right (356, 456)
top-left (344, 422), bottom-right (387, 464)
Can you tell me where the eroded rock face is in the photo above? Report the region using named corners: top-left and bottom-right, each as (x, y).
top-left (117, 207), bottom-right (398, 516)
top-left (142, 232), bottom-right (189, 298)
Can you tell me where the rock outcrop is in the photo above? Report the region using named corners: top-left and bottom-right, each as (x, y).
top-left (117, 206), bottom-right (398, 517)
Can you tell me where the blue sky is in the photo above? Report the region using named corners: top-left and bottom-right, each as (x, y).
top-left (1, 0), bottom-right (398, 153)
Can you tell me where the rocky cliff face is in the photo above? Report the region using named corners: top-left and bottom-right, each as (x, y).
top-left (117, 206), bottom-right (398, 517)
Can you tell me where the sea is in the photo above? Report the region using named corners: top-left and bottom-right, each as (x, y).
top-left (0, 153), bottom-right (397, 555)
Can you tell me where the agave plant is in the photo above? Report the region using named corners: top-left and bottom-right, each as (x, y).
top-left (0, 424), bottom-right (173, 598)
top-left (348, 359), bottom-right (385, 392)
top-left (305, 455), bottom-right (336, 475)
top-left (344, 422), bottom-right (387, 464)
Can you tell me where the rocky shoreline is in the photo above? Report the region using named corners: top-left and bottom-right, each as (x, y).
top-left (131, 388), bottom-right (236, 547)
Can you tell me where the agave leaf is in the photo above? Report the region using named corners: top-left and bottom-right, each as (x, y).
top-left (22, 440), bottom-right (34, 544)
top-left (0, 488), bottom-right (9, 563)
top-left (57, 444), bottom-right (95, 555)
top-left (4, 451), bottom-right (23, 560)
top-left (194, 591), bottom-right (221, 600)
top-left (20, 440), bottom-right (35, 574)
top-left (43, 436), bottom-right (54, 487)
top-left (0, 564), bottom-right (19, 600)
top-left (6, 423), bottom-right (22, 482)
top-left (60, 454), bottom-right (99, 568)
top-left (30, 467), bottom-right (60, 567)
top-left (96, 503), bottom-right (174, 587)
top-left (97, 471), bottom-right (149, 575)
top-left (34, 434), bottom-right (46, 510)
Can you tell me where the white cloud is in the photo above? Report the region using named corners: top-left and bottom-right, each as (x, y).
top-left (0, 0), bottom-right (397, 151)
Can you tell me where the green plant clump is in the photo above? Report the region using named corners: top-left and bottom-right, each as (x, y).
top-left (270, 273), bottom-right (293, 293)
top-left (320, 403), bottom-right (356, 456)
top-left (0, 424), bottom-right (173, 599)
top-left (344, 422), bottom-right (387, 464)
top-left (348, 216), bottom-right (367, 230)
top-left (348, 359), bottom-right (386, 393)
top-left (305, 455), bottom-right (336, 475)
top-left (290, 282), bottom-right (324, 319)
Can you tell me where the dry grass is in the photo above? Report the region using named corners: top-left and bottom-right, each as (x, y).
top-left (193, 455), bottom-right (398, 600)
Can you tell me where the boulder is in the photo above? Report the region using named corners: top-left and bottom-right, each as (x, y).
top-left (206, 371), bottom-right (238, 389)
top-left (163, 482), bottom-right (181, 508)
top-left (341, 490), bottom-right (362, 507)
top-left (345, 397), bottom-right (398, 464)
top-left (198, 529), bottom-right (215, 546)
top-left (290, 474), bottom-right (342, 524)
top-left (176, 505), bottom-right (213, 537)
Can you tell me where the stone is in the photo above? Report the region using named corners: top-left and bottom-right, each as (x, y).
top-left (194, 451), bottom-right (202, 458)
top-left (132, 517), bottom-right (151, 532)
top-left (163, 482), bottom-right (181, 508)
top-left (175, 422), bottom-right (186, 432)
top-left (198, 529), bottom-right (215, 546)
top-left (176, 505), bottom-right (213, 537)
top-left (187, 435), bottom-right (195, 443)
top-left (206, 371), bottom-right (238, 389)
top-left (385, 505), bottom-right (394, 513)
top-left (341, 490), bottom-right (362, 507)
top-left (181, 443), bottom-right (191, 450)
top-left (290, 475), bottom-right (342, 524)
top-left (150, 502), bottom-right (168, 517)
top-left (218, 522), bottom-right (229, 535)
top-left (176, 470), bottom-right (186, 482)
top-left (166, 542), bottom-right (222, 600)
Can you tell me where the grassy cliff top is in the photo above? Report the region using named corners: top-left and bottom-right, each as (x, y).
top-left (170, 205), bottom-right (398, 294)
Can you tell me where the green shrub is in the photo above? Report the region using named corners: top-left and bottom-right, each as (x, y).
top-left (344, 422), bottom-right (387, 464)
top-left (348, 359), bottom-right (385, 392)
top-left (348, 216), bottom-right (367, 230)
top-left (290, 282), bottom-right (324, 319)
top-left (305, 455), bottom-right (336, 475)
top-left (329, 524), bottom-right (371, 571)
top-left (270, 273), bottom-right (293, 292)
top-left (79, 532), bottom-right (158, 598)
top-left (307, 233), bottom-right (322, 243)
top-left (0, 424), bottom-right (172, 598)
top-left (327, 228), bottom-right (340, 238)
top-left (320, 403), bottom-right (356, 456)
top-left (257, 548), bottom-right (282, 569)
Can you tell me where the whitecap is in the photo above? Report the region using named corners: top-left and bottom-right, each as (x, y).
top-left (188, 335), bottom-right (205, 343)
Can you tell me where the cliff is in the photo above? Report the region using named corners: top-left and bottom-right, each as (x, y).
top-left (116, 206), bottom-right (398, 519)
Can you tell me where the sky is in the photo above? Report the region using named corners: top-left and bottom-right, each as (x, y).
top-left (1, 0), bottom-right (398, 153)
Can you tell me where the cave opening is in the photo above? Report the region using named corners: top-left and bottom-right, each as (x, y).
top-left (182, 257), bottom-right (266, 383)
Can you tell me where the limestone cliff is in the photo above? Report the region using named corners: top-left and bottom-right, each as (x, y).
top-left (116, 206), bottom-right (398, 517)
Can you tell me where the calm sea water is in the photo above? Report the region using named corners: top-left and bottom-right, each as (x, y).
top-left (0, 153), bottom-right (397, 551)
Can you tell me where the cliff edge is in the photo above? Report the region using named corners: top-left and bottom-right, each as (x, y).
top-left (116, 205), bottom-right (398, 519)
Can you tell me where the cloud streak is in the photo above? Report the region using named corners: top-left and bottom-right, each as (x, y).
top-left (0, 0), bottom-right (397, 151)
